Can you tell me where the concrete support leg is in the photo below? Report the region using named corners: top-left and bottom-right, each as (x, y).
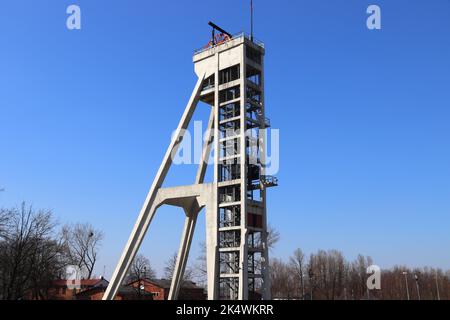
top-left (169, 107), bottom-right (215, 300)
top-left (168, 209), bottom-right (199, 300)
top-left (102, 73), bottom-right (205, 300)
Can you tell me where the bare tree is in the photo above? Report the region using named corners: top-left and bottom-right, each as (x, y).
top-left (194, 242), bottom-right (207, 288)
top-left (164, 252), bottom-right (194, 282)
top-left (0, 203), bottom-right (66, 300)
top-left (267, 224), bottom-right (280, 251)
top-left (0, 209), bottom-right (10, 240)
top-left (347, 254), bottom-right (372, 299)
top-left (289, 248), bottom-right (306, 299)
top-left (270, 258), bottom-right (296, 299)
top-left (306, 249), bottom-right (350, 300)
top-left (27, 238), bottom-right (68, 300)
top-left (326, 250), bottom-right (345, 300)
top-left (124, 254), bottom-right (156, 299)
top-left (125, 254), bottom-right (156, 284)
top-left (61, 223), bottom-right (103, 279)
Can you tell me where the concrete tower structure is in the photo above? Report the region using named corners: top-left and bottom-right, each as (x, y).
top-left (103, 28), bottom-right (277, 301)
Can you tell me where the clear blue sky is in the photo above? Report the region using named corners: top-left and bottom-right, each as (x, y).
top-left (1, 0), bottom-right (449, 278)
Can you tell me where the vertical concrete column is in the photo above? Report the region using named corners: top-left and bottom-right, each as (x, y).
top-left (259, 49), bottom-right (271, 300)
top-left (206, 52), bottom-right (220, 300)
top-left (239, 44), bottom-right (249, 300)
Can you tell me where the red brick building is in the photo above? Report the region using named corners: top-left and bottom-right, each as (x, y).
top-left (76, 284), bottom-right (152, 300)
top-left (39, 278), bottom-right (109, 300)
top-left (127, 279), bottom-right (206, 300)
top-left (26, 278), bottom-right (205, 300)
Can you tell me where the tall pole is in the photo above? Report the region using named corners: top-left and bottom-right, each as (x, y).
top-left (250, 0), bottom-right (254, 41)
top-left (403, 272), bottom-right (410, 300)
top-left (414, 274), bottom-right (421, 300)
top-left (138, 269), bottom-right (142, 299)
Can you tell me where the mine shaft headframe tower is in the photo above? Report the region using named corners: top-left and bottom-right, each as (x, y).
top-left (102, 24), bottom-right (277, 301)
top-left (197, 23), bottom-right (276, 301)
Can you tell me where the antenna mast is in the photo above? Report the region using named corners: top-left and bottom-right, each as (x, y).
top-left (250, 0), bottom-right (254, 41)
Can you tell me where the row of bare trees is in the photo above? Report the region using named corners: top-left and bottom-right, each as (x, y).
top-left (271, 248), bottom-right (450, 300)
top-left (2, 204), bottom-right (448, 300)
top-left (0, 203), bottom-right (103, 300)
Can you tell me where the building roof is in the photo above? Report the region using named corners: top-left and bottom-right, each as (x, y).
top-left (51, 278), bottom-right (107, 288)
top-left (76, 284), bottom-right (150, 298)
top-left (130, 278), bottom-right (202, 290)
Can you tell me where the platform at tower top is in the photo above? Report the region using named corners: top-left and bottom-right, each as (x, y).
top-left (193, 32), bottom-right (265, 62)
